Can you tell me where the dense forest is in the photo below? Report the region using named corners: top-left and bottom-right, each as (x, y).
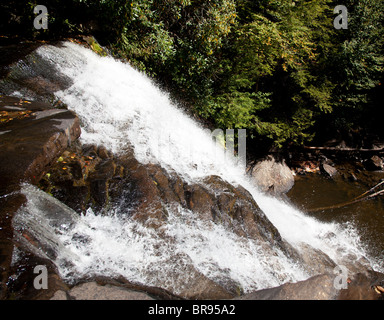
top-left (1, 0), bottom-right (384, 152)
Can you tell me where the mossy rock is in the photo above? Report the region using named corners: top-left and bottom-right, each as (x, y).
top-left (83, 36), bottom-right (107, 57)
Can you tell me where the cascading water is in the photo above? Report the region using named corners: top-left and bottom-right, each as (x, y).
top-left (10, 42), bottom-right (383, 296)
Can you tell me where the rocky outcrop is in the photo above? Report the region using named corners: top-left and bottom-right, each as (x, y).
top-left (51, 282), bottom-right (155, 300)
top-left (14, 139), bottom-right (378, 300)
top-left (21, 142), bottom-right (365, 299)
top-left (0, 96), bottom-right (81, 194)
top-left (1, 41), bottom-right (381, 301)
top-left (235, 270), bottom-right (384, 300)
top-left (0, 96), bottom-right (80, 299)
top-left (41, 143), bottom-right (285, 248)
top-left (235, 274), bottom-right (339, 300)
top-left (33, 145), bottom-right (290, 299)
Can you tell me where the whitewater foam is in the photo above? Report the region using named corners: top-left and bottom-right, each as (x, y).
top-left (13, 41), bottom-right (381, 292)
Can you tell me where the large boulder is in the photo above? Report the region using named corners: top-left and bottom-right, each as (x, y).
top-left (249, 156), bottom-right (295, 195)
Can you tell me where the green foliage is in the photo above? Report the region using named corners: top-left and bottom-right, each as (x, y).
top-left (331, 0), bottom-right (384, 110)
top-left (193, 0), bottom-right (336, 147)
top-left (4, 0), bottom-right (383, 149)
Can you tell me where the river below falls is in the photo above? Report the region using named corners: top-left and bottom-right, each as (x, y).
top-left (287, 170), bottom-right (384, 271)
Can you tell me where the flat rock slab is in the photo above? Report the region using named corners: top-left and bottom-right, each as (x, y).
top-left (0, 95), bottom-right (81, 194)
top-left (51, 282), bottom-right (155, 300)
top-left (234, 271), bottom-right (384, 300)
top-left (234, 274), bottom-right (338, 300)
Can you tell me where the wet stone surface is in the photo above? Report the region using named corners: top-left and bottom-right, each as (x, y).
top-left (0, 95), bottom-right (81, 299)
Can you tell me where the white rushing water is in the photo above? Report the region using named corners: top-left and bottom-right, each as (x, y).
top-left (13, 42), bottom-right (382, 294)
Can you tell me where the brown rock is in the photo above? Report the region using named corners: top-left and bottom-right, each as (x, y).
top-left (234, 274), bottom-right (339, 300)
top-left (0, 97), bottom-right (81, 194)
top-left (51, 282), bottom-right (155, 300)
top-left (89, 159), bottom-right (116, 181)
top-left (97, 146), bottom-right (110, 159)
top-left (338, 270), bottom-right (384, 300)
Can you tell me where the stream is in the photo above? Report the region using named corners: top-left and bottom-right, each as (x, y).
top-left (2, 41), bottom-right (383, 298)
top-left (287, 170), bottom-right (384, 272)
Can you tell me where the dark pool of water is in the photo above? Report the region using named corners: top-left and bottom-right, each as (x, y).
top-left (287, 171), bottom-right (384, 270)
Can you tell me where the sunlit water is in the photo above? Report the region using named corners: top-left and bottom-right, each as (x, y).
top-left (11, 42), bottom-right (383, 294)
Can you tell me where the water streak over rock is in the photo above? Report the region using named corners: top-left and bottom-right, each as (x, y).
top-left (2, 41), bottom-right (382, 299)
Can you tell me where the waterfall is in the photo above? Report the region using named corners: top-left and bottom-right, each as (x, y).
top-left (10, 42), bottom-right (382, 295)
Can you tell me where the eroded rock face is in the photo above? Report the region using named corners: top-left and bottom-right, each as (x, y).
top-left (115, 153), bottom-right (291, 261)
top-left (29, 142), bottom-right (349, 299)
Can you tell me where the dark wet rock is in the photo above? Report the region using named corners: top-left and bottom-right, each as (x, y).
top-left (178, 271), bottom-right (235, 300)
top-left (0, 42), bottom-right (43, 79)
top-left (37, 142), bottom-right (120, 214)
top-left (97, 145), bottom-right (110, 159)
top-left (82, 144), bottom-right (98, 158)
top-left (87, 159), bottom-right (117, 209)
top-left (0, 96), bottom-right (81, 195)
top-left (338, 270), bottom-right (384, 300)
top-left (249, 156), bottom-right (294, 194)
top-left (69, 159), bottom-right (83, 180)
top-left (90, 180), bottom-right (109, 208)
top-left (184, 184), bottom-right (215, 221)
top-left (0, 45), bottom-right (73, 103)
top-left (89, 159), bottom-right (117, 181)
top-left (4, 246), bottom-right (70, 300)
top-left (364, 155), bottom-right (383, 171)
top-left (0, 96), bottom-right (80, 299)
